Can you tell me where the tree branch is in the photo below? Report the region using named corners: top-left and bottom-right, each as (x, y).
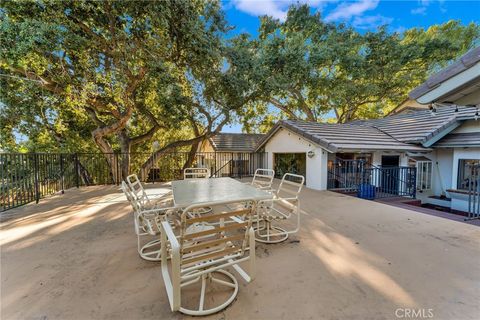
top-left (269, 97), bottom-right (299, 120)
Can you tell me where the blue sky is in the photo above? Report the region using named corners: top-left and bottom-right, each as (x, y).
top-left (220, 0), bottom-right (480, 132)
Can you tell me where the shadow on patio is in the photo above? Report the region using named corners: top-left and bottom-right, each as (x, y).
top-left (1, 180), bottom-right (479, 320)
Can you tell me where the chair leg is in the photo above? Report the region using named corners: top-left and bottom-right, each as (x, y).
top-left (178, 270), bottom-right (239, 316)
top-left (137, 234), bottom-right (162, 261)
top-left (254, 219), bottom-right (289, 244)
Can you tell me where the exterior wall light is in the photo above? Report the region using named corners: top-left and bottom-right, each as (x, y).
top-left (307, 150), bottom-right (315, 158)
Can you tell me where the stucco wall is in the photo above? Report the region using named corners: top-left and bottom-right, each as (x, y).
top-left (198, 140), bottom-right (215, 153)
top-left (431, 149), bottom-right (453, 196)
top-left (263, 128), bottom-right (328, 190)
top-left (452, 120), bottom-right (480, 133)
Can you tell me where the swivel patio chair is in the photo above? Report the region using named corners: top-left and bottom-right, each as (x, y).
top-left (121, 181), bottom-right (176, 261)
top-left (183, 168), bottom-right (212, 215)
top-left (183, 167), bottom-right (210, 179)
top-left (126, 174), bottom-right (172, 210)
top-left (247, 168), bottom-right (275, 192)
top-left (160, 199), bottom-right (256, 316)
top-left (254, 173), bottom-right (304, 244)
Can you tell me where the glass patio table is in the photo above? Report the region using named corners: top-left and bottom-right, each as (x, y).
top-left (171, 177), bottom-right (272, 208)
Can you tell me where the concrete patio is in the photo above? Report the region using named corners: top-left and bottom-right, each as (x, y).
top-left (1, 180), bottom-right (479, 320)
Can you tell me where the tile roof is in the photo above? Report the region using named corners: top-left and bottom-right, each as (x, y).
top-left (434, 132), bottom-right (480, 148)
top-left (256, 105), bottom-right (479, 152)
top-left (210, 133), bottom-right (265, 152)
top-left (257, 120), bottom-right (430, 153)
top-left (409, 46), bottom-right (480, 100)
top-left (356, 105), bottom-right (478, 144)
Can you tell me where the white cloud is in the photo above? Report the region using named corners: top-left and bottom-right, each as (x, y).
top-left (411, 6), bottom-right (427, 15)
top-left (324, 0), bottom-right (379, 22)
top-left (352, 15), bottom-right (393, 29)
top-left (230, 0), bottom-right (339, 22)
top-left (411, 0), bottom-right (435, 16)
top-left (232, 0), bottom-right (289, 21)
top-left (230, 0), bottom-right (392, 30)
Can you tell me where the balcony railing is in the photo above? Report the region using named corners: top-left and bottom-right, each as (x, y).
top-left (0, 152), bottom-right (267, 212)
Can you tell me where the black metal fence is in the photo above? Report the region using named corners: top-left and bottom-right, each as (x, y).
top-left (0, 152), bottom-right (267, 212)
top-left (361, 166), bottom-right (417, 199)
top-left (327, 159), bottom-right (367, 192)
top-left (327, 158), bottom-right (417, 199)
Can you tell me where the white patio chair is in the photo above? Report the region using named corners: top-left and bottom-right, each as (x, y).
top-left (126, 174), bottom-right (172, 210)
top-left (254, 173), bottom-right (304, 244)
top-left (246, 168), bottom-right (275, 192)
top-left (183, 167), bottom-right (210, 179)
top-left (121, 181), bottom-right (176, 261)
top-left (183, 168), bottom-right (212, 215)
top-left (160, 199), bottom-right (256, 316)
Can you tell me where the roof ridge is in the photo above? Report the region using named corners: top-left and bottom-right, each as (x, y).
top-left (364, 123), bottom-right (411, 145)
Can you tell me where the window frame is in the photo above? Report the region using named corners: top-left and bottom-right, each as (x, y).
top-left (457, 159), bottom-right (480, 190)
top-left (415, 160), bottom-right (432, 191)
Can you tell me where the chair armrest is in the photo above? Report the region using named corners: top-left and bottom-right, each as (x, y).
top-left (161, 221), bottom-right (180, 251)
top-left (261, 197), bottom-right (298, 210)
top-left (275, 197), bottom-right (298, 201)
top-left (141, 206), bottom-right (177, 217)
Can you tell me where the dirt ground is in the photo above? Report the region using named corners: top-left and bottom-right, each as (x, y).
top-left (1, 180), bottom-right (479, 320)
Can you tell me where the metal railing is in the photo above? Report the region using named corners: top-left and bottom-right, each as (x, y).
top-left (466, 164), bottom-right (480, 221)
top-left (1, 152), bottom-right (267, 212)
top-left (361, 166), bottom-right (417, 199)
top-left (327, 159), bottom-right (368, 191)
top-left (327, 158), bottom-right (417, 199)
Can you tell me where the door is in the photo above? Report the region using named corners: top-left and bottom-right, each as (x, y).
top-left (273, 153), bottom-right (306, 182)
top-left (381, 156), bottom-right (399, 167)
top-left (381, 155), bottom-right (400, 195)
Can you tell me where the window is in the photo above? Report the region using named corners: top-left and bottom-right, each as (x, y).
top-left (457, 159), bottom-right (480, 190)
top-left (416, 161), bottom-right (432, 190)
top-left (408, 157), bottom-right (432, 191)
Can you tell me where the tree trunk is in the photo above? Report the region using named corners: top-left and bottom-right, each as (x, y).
top-left (182, 140), bottom-right (201, 171)
top-left (118, 130), bottom-right (131, 181)
top-left (139, 134), bottom-right (211, 180)
top-left (91, 132), bottom-right (121, 184)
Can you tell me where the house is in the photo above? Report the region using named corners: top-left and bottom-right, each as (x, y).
top-left (256, 46), bottom-right (480, 213)
top-left (197, 133), bottom-right (265, 177)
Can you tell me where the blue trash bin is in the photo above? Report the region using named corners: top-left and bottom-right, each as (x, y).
top-left (358, 183), bottom-right (375, 200)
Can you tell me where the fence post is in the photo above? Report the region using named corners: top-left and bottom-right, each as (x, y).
top-left (33, 153), bottom-right (40, 204)
top-left (412, 167), bottom-right (417, 199)
top-left (74, 153), bottom-right (80, 188)
top-left (214, 151), bottom-right (217, 178)
top-left (116, 153), bottom-right (120, 185)
top-left (60, 154), bottom-right (65, 194)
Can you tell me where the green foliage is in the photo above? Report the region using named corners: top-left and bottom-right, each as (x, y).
top-left (239, 5), bottom-right (479, 125)
top-left (0, 0), bottom-right (235, 153)
top-left (1, 1), bottom-right (479, 155)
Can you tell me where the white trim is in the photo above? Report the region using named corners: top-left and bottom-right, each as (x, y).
top-left (416, 63), bottom-right (480, 104)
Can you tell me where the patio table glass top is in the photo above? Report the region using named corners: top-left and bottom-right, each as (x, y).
top-left (171, 177), bottom-right (272, 207)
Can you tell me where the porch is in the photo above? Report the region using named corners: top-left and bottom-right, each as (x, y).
top-left (2, 180), bottom-right (479, 319)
